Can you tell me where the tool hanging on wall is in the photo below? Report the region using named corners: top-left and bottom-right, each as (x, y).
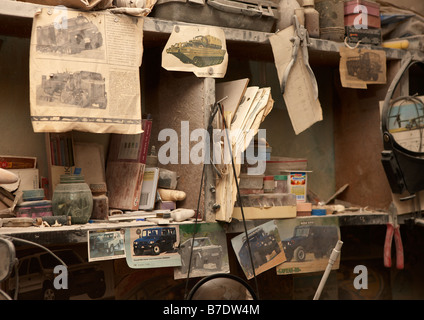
top-left (384, 203), bottom-right (404, 269)
top-left (281, 14), bottom-right (318, 100)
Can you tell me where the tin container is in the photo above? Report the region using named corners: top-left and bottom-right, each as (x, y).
top-left (315, 0), bottom-right (345, 41)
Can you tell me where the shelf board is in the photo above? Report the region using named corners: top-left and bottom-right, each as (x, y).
top-left (0, 219), bottom-right (166, 246)
top-left (1, 209), bottom-right (421, 245)
top-left (0, 0), bottom-right (410, 63)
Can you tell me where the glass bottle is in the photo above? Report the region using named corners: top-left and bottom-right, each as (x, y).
top-left (52, 174), bottom-right (93, 224)
top-left (303, 0), bottom-right (320, 38)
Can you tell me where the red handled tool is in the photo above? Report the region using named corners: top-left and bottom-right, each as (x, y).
top-left (384, 203), bottom-right (404, 269)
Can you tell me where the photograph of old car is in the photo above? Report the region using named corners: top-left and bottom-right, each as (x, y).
top-left (174, 223), bottom-right (229, 279)
top-left (8, 249), bottom-right (106, 300)
top-left (179, 237), bottom-right (223, 274)
top-left (231, 220), bottom-right (286, 279)
top-left (133, 226), bottom-right (178, 256)
top-left (88, 230), bottom-right (125, 261)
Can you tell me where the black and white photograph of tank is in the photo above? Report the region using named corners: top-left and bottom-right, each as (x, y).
top-left (166, 35), bottom-right (226, 68)
top-left (346, 51), bottom-right (382, 82)
top-left (36, 14), bottom-right (103, 55)
top-left (37, 71), bottom-right (107, 109)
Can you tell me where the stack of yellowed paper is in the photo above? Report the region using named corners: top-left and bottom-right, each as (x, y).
top-left (214, 82), bottom-right (274, 222)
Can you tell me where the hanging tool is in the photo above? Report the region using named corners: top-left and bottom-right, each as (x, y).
top-left (384, 203), bottom-right (404, 269)
top-left (281, 14), bottom-right (318, 100)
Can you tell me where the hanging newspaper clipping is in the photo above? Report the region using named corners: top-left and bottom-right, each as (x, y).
top-left (29, 7), bottom-right (144, 134)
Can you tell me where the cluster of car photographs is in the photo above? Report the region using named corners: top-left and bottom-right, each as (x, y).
top-left (8, 217), bottom-right (339, 299)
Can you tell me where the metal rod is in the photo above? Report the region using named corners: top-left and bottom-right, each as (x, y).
top-left (313, 240), bottom-right (343, 300)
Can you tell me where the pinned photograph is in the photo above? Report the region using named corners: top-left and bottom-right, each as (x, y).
top-left (339, 47), bottom-right (386, 89)
top-left (231, 220), bottom-right (286, 280)
top-left (275, 216), bottom-right (341, 275)
top-left (125, 225), bottom-right (181, 269)
top-left (174, 223), bottom-right (229, 279)
top-left (88, 229), bottom-right (125, 262)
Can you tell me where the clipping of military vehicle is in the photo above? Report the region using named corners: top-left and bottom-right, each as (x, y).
top-left (37, 71), bottom-right (107, 109)
top-left (346, 51), bottom-right (382, 82)
top-left (36, 15), bottom-right (103, 55)
top-left (166, 35), bottom-right (226, 68)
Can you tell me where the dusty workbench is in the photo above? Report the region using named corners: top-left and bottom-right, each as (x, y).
top-left (1, 209), bottom-right (419, 246)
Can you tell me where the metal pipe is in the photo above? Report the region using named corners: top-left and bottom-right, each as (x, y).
top-left (313, 240), bottom-right (343, 300)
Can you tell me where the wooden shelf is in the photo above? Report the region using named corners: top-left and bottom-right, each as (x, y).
top-left (1, 210), bottom-right (420, 246)
top-left (0, 0), bottom-right (413, 63)
top-left (1, 0), bottom-right (422, 245)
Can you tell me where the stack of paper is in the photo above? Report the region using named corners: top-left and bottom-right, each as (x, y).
top-left (214, 80), bottom-right (274, 222)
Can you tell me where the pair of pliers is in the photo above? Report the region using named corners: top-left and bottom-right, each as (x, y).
top-left (384, 203), bottom-right (404, 269)
top-left (281, 14), bottom-right (319, 100)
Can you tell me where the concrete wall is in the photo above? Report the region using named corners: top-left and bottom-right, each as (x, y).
top-left (0, 36), bottom-right (48, 179)
top-left (0, 35), bottom-right (111, 190)
top-left (222, 58), bottom-right (336, 202)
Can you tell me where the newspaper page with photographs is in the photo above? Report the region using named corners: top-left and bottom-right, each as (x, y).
top-left (29, 7), bottom-right (144, 134)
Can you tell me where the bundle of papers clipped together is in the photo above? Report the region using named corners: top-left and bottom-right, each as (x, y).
top-left (214, 78), bottom-right (274, 222)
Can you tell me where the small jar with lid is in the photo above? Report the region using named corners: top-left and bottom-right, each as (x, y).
top-left (52, 174), bottom-right (93, 224)
top-left (274, 175), bottom-right (288, 193)
top-left (263, 176), bottom-right (275, 193)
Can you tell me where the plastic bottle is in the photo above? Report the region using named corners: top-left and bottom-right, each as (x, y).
top-left (303, 0), bottom-right (320, 38)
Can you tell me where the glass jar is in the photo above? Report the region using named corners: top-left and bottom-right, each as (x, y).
top-left (274, 175), bottom-right (288, 193)
top-left (52, 174), bottom-right (93, 224)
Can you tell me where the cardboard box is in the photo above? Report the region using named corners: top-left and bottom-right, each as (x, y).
top-left (296, 202), bottom-right (312, 216)
top-left (0, 168), bottom-right (39, 192)
top-left (232, 205), bottom-right (296, 220)
top-left (287, 171), bottom-right (311, 203)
